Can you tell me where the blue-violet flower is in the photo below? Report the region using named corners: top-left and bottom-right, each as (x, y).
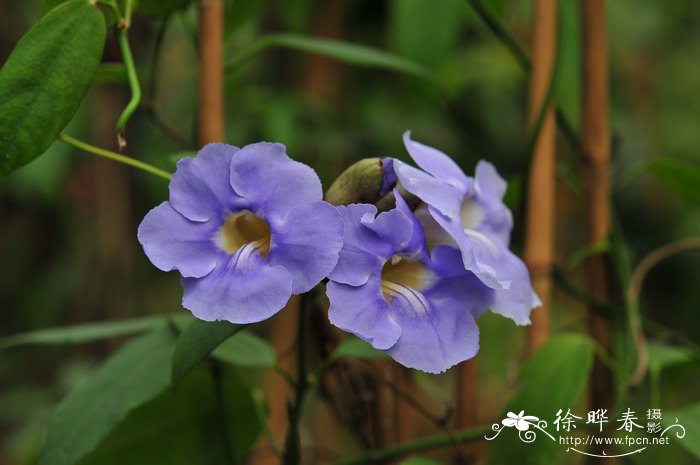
top-left (138, 142), bottom-right (343, 323)
top-left (327, 191), bottom-right (494, 373)
top-left (393, 132), bottom-right (540, 325)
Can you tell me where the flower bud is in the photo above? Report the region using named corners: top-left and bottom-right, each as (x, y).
top-left (325, 157), bottom-right (397, 206)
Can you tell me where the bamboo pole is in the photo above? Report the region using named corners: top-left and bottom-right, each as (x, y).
top-left (198, 2), bottom-right (231, 463)
top-left (453, 359), bottom-right (477, 464)
top-left (199, 0), bottom-right (224, 144)
top-left (455, 360), bottom-right (477, 431)
top-left (394, 366), bottom-right (417, 443)
top-left (524, 0), bottom-right (558, 356)
top-left (581, 0), bottom-right (613, 417)
top-left (303, 0), bottom-right (345, 104)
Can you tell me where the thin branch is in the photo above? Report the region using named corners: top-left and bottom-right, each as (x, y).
top-left (462, 0), bottom-right (581, 153)
top-left (115, 27), bottom-right (142, 150)
top-left (58, 133), bottom-right (172, 181)
top-left (282, 292), bottom-right (312, 465)
top-left (142, 104), bottom-right (195, 149)
top-left (333, 426), bottom-right (488, 465)
top-left (361, 367), bottom-right (453, 429)
top-left (552, 266), bottom-right (619, 318)
top-left (209, 360), bottom-right (234, 465)
top-left (626, 238), bottom-right (700, 387)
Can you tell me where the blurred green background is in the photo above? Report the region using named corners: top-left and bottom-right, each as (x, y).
top-left (0, 0), bottom-right (698, 464)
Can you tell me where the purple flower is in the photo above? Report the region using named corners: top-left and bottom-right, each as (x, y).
top-left (393, 132), bottom-right (540, 325)
top-left (326, 192), bottom-right (494, 373)
top-left (138, 142), bottom-right (343, 324)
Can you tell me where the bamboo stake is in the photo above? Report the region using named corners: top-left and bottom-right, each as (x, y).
top-left (524, 0), bottom-right (558, 356)
top-left (199, 0), bottom-right (225, 144)
top-left (453, 359), bottom-right (477, 464)
top-left (394, 366), bottom-right (417, 443)
top-left (581, 0), bottom-right (613, 418)
top-left (198, 2), bottom-right (231, 463)
top-left (303, 0), bottom-right (346, 104)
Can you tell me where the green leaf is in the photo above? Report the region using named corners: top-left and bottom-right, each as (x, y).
top-left (171, 319), bottom-right (247, 385)
top-left (649, 158), bottom-right (700, 205)
top-left (0, 0), bottom-right (106, 179)
top-left (647, 342), bottom-right (695, 371)
top-left (390, 0), bottom-right (464, 68)
top-left (41, 0), bottom-right (70, 15)
top-left (39, 329), bottom-right (176, 465)
top-left (135, 0), bottom-right (192, 17)
top-left (487, 334), bottom-right (595, 465)
top-left (228, 34), bottom-right (434, 80)
top-left (0, 316), bottom-right (167, 349)
top-left (662, 403), bottom-right (700, 460)
top-left (213, 331), bottom-right (277, 368)
top-left (225, 0), bottom-right (266, 37)
top-left (79, 366), bottom-right (264, 465)
top-left (332, 336), bottom-right (391, 361)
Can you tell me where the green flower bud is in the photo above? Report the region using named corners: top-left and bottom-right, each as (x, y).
top-left (325, 158), bottom-right (396, 206)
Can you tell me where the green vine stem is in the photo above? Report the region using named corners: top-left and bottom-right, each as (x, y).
top-left (58, 133), bottom-right (172, 181)
top-left (625, 237), bottom-right (700, 388)
top-left (462, 0), bottom-right (581, 153)
top-left (115, 9), bottom-right (141, 151)
top-left (120, 0), bottom-right (134, 27)
top-left (334, 426), bottom-right (488, 465)
top-left (210, 360), bottom-right (235, 465)
top-left (96, 0), bottom-right (121, 18)
top-left (282, 292), bottom-right (312, 465)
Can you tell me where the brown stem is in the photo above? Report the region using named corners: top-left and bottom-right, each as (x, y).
top-left (199, 0), bottom-right (225, 145)
top-left (524, 0), bottom-right (558, 355)
top-left (581, 2), bottom-right (614, 460)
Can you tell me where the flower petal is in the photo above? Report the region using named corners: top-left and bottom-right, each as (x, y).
top-left (229, 142), bottom-right (322, 221)
top-left (328, 204), bottom-right (392, 286)
top-left (393, 190), bottom-right (429, 257)
top-left (475, 160), bottom-right (507, 200)
top-left (327, 279), bottom-right (402, 350)
top-left (489, 248), bottom-right (541, 325)
top-left (394, 160), bottom-right (463, 220)
top-left (477, 201), bottom-right (513, 248)
top-left (137, 202), bottom-right (220, 278)
top-left (403, 131), bottom-right (470, 191)
top-left (430, 210), bottom-right (538, 324)
top-left (380, 157), bottom-right (398, 196)
top-left (181, 247), bottom-right (293, 323)
top-left (169, 143), bottom-right (243, 222)
top-left (268, 201), bottom-right (343, 293)
top-left (430, 207), bottom-right (502, 289)
top-left (386, 293), bottom-right (480, 374)
top-left (429, 246), bottom-right (494, 319)
top-left (414, 203), bottom-right (458, 249)
top-left (361, 207), bottom-right (414, 253)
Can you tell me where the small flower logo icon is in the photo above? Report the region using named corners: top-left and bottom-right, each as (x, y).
top-left (502, 411), bottom-right (540, 431)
